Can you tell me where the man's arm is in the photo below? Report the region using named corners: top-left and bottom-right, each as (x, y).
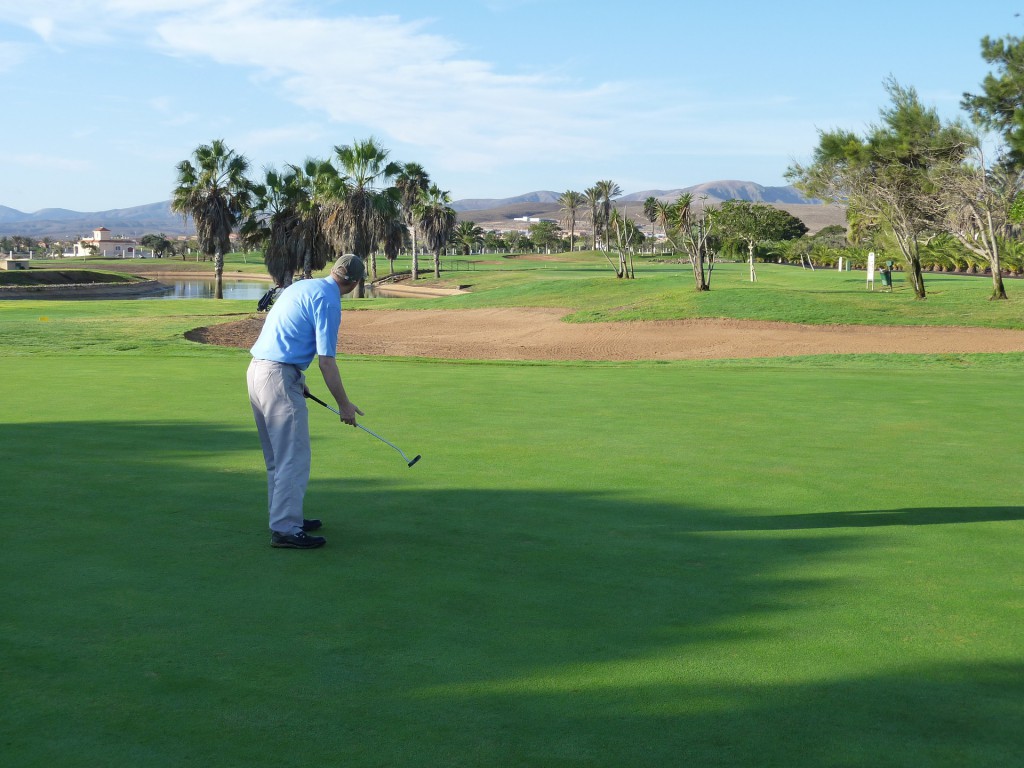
top-left (317, 355), bottom-right (363, 426)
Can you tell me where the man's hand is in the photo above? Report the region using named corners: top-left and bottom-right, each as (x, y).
top-left (337, 400), bottom-right (364, 427)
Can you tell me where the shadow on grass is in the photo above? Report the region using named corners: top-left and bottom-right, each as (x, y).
top-left (708, 506), bottom-right (1024, 531)
top-left (2, 420), bottom-right (1022, 766)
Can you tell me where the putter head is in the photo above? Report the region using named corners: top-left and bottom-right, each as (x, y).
top-left (407, 455), bottom-right (421, 468)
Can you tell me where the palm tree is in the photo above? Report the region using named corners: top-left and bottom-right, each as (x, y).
top-left (414, 184), bottom-right (457, 278)
top-left (321, 137), bottom-right (402, 294)
top-left (242, 166), bottom-right (295, 285)
top-left (558, 190), bottom-right (585, 252)
top-left (171, 139), bottom-right (251, 298)
top-left (294, 158), bottom-right (339, 280)
top-left (584, 185), bottom-right (601, 249)
top-left (662, 193), bottom-right (714, 291)
top-left (243, 160), bottom-right (335, 287)
top-left (595, 180), bottom-right (623, 252)
top-left (643, 195), bottom-right (660, 248)
top-left (395, 162), bottom-right (430, 278)
top-left (608, 209), bottom-right (641, 278)
top-left (381, 211), bottom-right (408, 275)
top-left (452, 220), bottom-right (484, 255)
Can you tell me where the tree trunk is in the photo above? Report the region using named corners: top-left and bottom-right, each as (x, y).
top-left (990, 252), bottom-right (1008, 300)
top-left (691, 257), bottom-right (709, 291)
top-left (433, 250), bottom-right (441, 279)
top-left (748, 242), bottom-right (757, 282)
top-left (214, 248), bottom-right (224, 299)
top-left (907, 255), bottom-right (927, 299)
top-left (302, 243), bottom-right (312, 280)
top-left (987, 215), bottom-right (1008, 300)
top-left (410, 228), bottom-right (419, 280)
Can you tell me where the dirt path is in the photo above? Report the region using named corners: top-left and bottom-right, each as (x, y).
top-left (187, 308), bottom-right (1024, 361)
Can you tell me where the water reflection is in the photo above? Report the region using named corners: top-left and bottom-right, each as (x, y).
top-left (146, 278), bottom-right (270, 300)
top-left (146, 278), bottom-right (408, 300)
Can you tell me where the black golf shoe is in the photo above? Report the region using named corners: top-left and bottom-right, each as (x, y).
top-left (301, 518), bottom-right (322, 532)
top-left (271, 530), bottom-right (326, 549)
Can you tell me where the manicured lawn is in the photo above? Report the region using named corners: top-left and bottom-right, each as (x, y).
top-left (1, 270), bottom-right (1022, 766)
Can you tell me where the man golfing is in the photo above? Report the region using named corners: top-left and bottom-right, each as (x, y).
top-left (247, 254), bottom-right (365, 549)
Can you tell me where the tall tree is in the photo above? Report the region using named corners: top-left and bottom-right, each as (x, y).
top-left (928, 147), bottom-right (1022, 299)
top-left (321, 137), bottom-right (402, 294)
top-left (243, 160), bottom-right (335, 286)
top-left (584, 185), bottom-right (602, 249)
top-left (961, 34), bottom-right (1024, 170)
top-left (414, 184), bottom-right (457, 278)
top-left (171, 139), bottom-right (251, 299)
top-left (595, 180), bottom-right (623, 252)
top-left (661, 193), bottom-right (715, 291)
top-left (381, 212), bottom-right (408, 275)
top-left (788, 79), bottom-right (972, 298)
top-left (558, 190), bottom-right (585, 251)
top-left (395, 162), bottom-right (431, 278)
top-left (643, 195), bottom-right (660, 244)
top-left (607, 209), bottom-right (640, 278)
top-left (243, 166), bottom-right (298, 286)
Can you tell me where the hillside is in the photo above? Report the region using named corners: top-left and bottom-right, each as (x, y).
top-left (455, 182), bottom-right (844, 235)
top-left (0, 202), bottom-right (196, 239)
top-left (0, 181), bottom-right (844, 239)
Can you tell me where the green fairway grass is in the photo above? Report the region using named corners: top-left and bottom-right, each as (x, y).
top-left (422, 259), bottom-right (1024, 327)
top-left (1, 266), bottom-right (1022, 766)
top-left (42, 253), bottom-right (1024, 328)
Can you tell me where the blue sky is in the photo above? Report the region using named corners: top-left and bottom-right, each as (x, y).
top-left (0, 0), bottom-right (1019, 212)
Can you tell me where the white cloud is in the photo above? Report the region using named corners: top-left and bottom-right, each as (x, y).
top-left (0, 0), bottom-right (818, 199)
top-left (27, 16), bottom-right (55, 42)
top-left (146, 7), bottom-right (644, 175)
top-left (1, 1), bottom-right (621, 170)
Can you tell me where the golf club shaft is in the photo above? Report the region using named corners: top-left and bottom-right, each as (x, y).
top-left (304, 391), bottom-right (420, 466)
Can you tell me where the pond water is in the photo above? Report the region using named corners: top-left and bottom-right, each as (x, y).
top-left (144, 278), bottom-right (270, 300)
top-left (142, 277), bottom-right (407, 300)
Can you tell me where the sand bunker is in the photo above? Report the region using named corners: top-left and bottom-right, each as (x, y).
top-left (187, 307), bottom-right (1024, 361)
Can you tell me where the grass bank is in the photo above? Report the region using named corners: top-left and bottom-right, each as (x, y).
top-left (1, 266), bottom-right (1022, 766)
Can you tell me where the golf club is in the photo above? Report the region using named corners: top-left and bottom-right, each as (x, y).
top-left (304, 391), bottom-right (421, 467)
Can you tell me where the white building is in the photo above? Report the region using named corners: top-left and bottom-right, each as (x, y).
top-left (74, 227), bottom-right (139, 258)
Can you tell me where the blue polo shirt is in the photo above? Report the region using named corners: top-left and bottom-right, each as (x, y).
top-left (250, 278), bottom-right (341, 370)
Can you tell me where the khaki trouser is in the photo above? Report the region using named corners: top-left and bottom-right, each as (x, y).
top-left (247, 359), bottom-right (310, 535)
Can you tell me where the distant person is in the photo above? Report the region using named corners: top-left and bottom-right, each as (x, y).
top-left (247, 254), bottom-right (365, 549)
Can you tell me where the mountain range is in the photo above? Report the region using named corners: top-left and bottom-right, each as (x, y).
top-left (0, 180), bottom-right (838, 239)
top-left (450, 181), bottom-right (814, 212)
top-left (0, 201), bottom-right (196, 239)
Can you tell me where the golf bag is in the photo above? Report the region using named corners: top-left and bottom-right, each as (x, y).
top-left (257, 287), bottom-right (280, 312)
